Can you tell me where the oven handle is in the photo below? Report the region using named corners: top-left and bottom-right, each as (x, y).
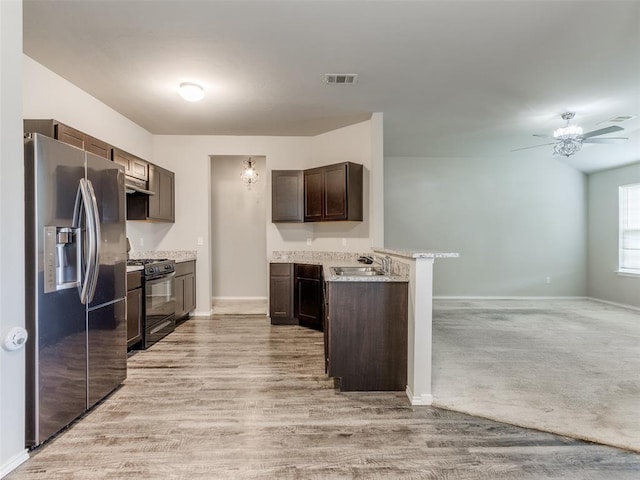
top-left (146, 272), bottom-right (176, 285)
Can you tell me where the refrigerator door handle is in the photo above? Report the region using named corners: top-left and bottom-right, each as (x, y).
top-left (76, 178), bottom-right (98, 305)
top-left (85, 179), bottom-right (102, 304)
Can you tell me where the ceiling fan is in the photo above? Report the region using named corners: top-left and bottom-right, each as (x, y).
top-left (512, 112), bottom-right (628, 157)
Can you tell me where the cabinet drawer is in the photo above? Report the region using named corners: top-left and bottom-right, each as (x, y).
top-left (126, 270), bottom-right (142, 290)
top-left (270, 263), bottom-right (293, 276)
top-left (295, 263), bottom-right (322, 279)
top-left (176, 260), bottom-right (195, 277)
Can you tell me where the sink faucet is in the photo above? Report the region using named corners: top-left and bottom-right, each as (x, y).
top-left (367, 255), bottom-right (392, 274)
top-left (382, 255), bottom-right (392, 274)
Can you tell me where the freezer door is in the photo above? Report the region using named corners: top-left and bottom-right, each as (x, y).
top-left (86, 152), bottom-right (127, 308)
top-left (24, 134), bottom-right (88, 447)
top-left (87, 299), bottom-right (127, 408)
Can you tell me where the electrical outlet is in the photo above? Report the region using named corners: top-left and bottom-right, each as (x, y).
top-left (196, 237), bottom-right (204, 246)
top-left (342, 238), bottom-right (347, 246)
top-left (306, 238), bottom-right (312, 246)
top-left (546, 276), bottom-right (551, 284)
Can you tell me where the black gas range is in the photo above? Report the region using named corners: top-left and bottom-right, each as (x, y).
top-left (127, 258), bottom-right (176, 278)
top-left (127, 258), bottom-right (176, 349)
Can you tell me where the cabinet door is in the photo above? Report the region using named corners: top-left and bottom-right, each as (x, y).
top-left (148, 164), bottom-right (175, 222)
top-left (183, 273), bottom-right (196, 313)
top-left (269, 263), bottom-right (295, 324)
top-left (323, 163), bottom-right (348, 220)
top-left (112, 149), bottom-right (130, 173)
top-left (175, 275), bottom-right (186, 319)
top-left (296, 277), bottom-right (323, 330)
top-left (130, 158), bottom-right (148, 180)
top-left (56, 123), bottom-right (85, 150)
top-left (85, 135), bottom-right (111, 160)
top-left (303, 167), bottom-right (324, 222)
top-left (126, 287), bottom-right (143, 347)
top-left (272, 170), bottom-right (303, 222)
top-left (294, 264), bottom-right (323, 331)
top-left (112, 148), bottom-right (148, 180)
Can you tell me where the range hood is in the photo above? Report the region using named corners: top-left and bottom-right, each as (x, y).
top-left (125, 176), bottom-right (155, 196)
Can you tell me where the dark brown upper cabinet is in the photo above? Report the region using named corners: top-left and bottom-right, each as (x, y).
top-left (112, 147), bottom-right (148, 181)
top-left (304, 162), bottom-right (363, 222)
top-left (272, 170), bottom-right (304, 222)
top-left (147, 164), bottom-right (175, 222)
top-left (127, 164), bottom-right (175, 223)
top-left (24, 119), bottom-right (112, 160)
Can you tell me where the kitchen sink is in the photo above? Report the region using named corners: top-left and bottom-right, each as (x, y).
top-left (331, 266), bottom-right (388, 276)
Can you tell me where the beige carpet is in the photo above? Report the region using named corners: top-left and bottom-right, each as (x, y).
top-left (432, 298), bottom-right (640, 452)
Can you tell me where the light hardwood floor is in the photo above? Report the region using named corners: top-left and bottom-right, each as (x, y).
top-left (8, 316), bottom-right (640, 479)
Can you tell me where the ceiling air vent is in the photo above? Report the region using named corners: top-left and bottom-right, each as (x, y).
top-left (323, 73), bottom-right (358, 85)
top-left (608, 115), bottom-right (636, 123)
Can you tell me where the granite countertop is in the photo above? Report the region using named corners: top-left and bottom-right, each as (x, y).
top-left (129, 250), bottom-right (197, 263)
top-left (270, 251), bottom-right (409, 283)
top-left (373, 247), bottom-right (460, 259)
top-left (126, 265), bottom-right (143, 273)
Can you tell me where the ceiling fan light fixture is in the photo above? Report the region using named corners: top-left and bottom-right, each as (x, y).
top-left (553, 124), bottom-right (583, 139)
top-left (553, 112), bottom-right (582, 140)
top-left (179, 82), bottom-right (204, 102)
top-left (553, 139), bottom-right (583, 157)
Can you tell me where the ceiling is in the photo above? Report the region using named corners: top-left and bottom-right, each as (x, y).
top-left (23, 1), bottom-right (640, 173)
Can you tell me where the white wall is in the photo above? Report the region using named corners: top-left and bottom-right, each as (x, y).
top-left (151, 120), bottom-right (377, 313)
top-left (23, 56), bottom-right (153, 159)
top-left (210, 156), bottom-right (267, 298)
top-left (587, 162), bottom-right (640, 307)
top-left (385, 156), bottom-right (588, 296)
top-left (1, 1), bottom-right (28, 476)
top-left (150, 134), bottom-right (309, 314)
top-left (278, 119), bottom-right (375, 252)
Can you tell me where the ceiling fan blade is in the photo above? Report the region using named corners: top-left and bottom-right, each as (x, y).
top-left (583, 137), bottom-right (628, 144)
top-left (580, 125), bottom-right (624, 139)
top-left (533, 133), bottom-right (552, 139)
top-left (511, 142), bottom-right (556, 152)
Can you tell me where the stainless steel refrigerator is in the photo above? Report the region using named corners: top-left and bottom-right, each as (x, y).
top-left (24, 133), bottom-right (127, 448)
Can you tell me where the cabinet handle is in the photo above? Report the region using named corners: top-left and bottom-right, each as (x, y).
top-left (274, 311), bottom-right (286, 315)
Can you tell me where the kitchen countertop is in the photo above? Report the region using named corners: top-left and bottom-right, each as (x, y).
top-left (270, 251), bottom-right (408, 283)
top-left (129, 250), bottom-right (197, 263)
top-left (373, 247), bottom-right (460, 260)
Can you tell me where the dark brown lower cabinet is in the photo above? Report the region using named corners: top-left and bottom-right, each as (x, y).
top-left (175, 261), bottom-right (196, 321)
top-left (326, 280), bottom-right (408, 391)
top-left (269, 263), bottom-right (295, 324)
top-left (294, 264), bottom-right (323, 331)
top-left (126, 270), bottom-right (143, 348)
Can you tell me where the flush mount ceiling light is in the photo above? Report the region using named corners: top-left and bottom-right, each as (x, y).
top-left (179, 82), bottom-right (204, 102)
top-left (240, 158), bottom-right (259, 187)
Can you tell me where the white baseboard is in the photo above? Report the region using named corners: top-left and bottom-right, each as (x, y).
top-left (405, 386), bottom-right (433, 406)
top-left (211, 297), bottom-right (268, 315)
top-left (434, 296), bottom-right (589, 300)
top-left (191, 310), bottom-right (213, 317)
top-left (0, 449), bottom-right (29, 479)
top-left (211, 296), bottom-right (268, 301)
top-left (587, 297), bottom-right (640, 312)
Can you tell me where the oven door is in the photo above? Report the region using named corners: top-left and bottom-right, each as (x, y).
top-left (145, 272), bottom-right (176, 342)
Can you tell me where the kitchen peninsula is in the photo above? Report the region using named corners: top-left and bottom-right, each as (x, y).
top-left (269, 248), bottom-right (459, 402)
